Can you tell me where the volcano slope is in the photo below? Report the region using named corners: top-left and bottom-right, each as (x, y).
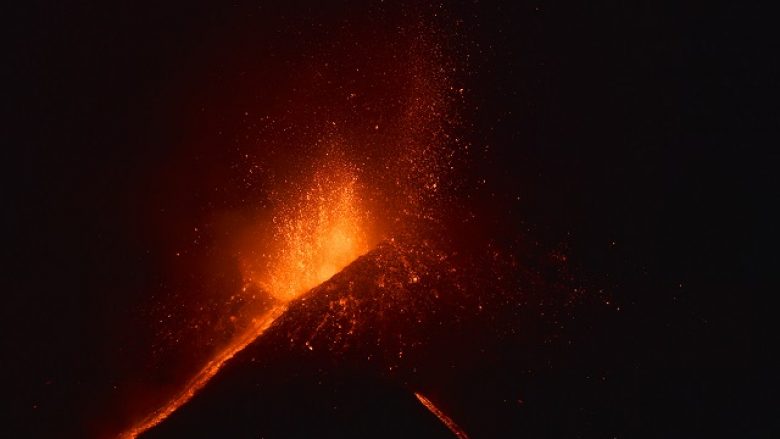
top-left (142, 237), bottom-right (604, 438)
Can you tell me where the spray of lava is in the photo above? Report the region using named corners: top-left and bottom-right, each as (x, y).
top-left (122, 160), bottom-right (375, 438)
top-left (244, 163), bottom-right (373, 302)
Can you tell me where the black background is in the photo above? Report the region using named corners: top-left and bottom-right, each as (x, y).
top-left (6, 1), bottom-right (774, 437)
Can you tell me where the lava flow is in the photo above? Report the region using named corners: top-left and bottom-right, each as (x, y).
top-left (415, 393), bottom-right (470, 439)
top-left (118, 304), bottom-right (287, 439)
top-left (122, 163), bottom-right (375, 438)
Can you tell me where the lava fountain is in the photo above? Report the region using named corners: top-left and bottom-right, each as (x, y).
top-left (242, 163), bottom-right (374, 302)
top-left (121, 159), bottom-right (375, 438)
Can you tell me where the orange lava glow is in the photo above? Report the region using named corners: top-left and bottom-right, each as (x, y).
top-left (248, 164), bottom-right (373, 302)
top-left (121, 160), bottom-right (376, 438)
top-left (120, 304), bottom-right (287, 439)
top-left (415, 392), bottom-right (470, 439)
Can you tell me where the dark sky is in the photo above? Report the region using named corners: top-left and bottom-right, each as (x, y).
top-left (6, 1), bottom-right (773, 437)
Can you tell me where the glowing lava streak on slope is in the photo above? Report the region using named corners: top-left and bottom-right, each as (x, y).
top-left (121, 165), bottom-right (374, 438)
top-left (119, 305), bottom-right (287, 439)
top-left (415, 393), bottom-right (470, 439)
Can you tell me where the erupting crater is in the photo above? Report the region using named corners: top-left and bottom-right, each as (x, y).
top-left (122, 163), bottom-right (379, 438)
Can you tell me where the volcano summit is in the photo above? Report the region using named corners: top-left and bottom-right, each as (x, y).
top-left (129, 235), bottom-right (585, 438)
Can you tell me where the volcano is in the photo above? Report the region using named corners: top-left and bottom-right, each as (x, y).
top-left (132, 236), bottom-right (590, 438)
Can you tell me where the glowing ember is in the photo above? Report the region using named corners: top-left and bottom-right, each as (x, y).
top-left (415, 392), bottom-right (470, 439)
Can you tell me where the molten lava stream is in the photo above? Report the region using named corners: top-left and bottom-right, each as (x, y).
top-left (121, 166), bottom-right (374, 438)
top-left (415, 392), bottom-right (470, 439)
top-left (119, 304), bottom-right (287, 439)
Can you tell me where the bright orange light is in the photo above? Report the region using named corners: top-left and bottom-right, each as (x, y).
top-left (246, 163), bottom-right (373, 302)
top-left (121, 159), bottom-right (375, 438)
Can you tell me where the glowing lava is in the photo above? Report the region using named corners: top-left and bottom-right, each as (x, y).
top-left (121, 162), bottom-right (375, 438)
top-left (415, 393), bottom-right (470, 439)
top-left (250, 165), bottom-right (373, 301)
top-left (119, 305), bottom-right (287, 439)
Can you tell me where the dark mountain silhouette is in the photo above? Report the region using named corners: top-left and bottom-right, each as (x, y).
top-left (143, 237), bottom-right (605, 438)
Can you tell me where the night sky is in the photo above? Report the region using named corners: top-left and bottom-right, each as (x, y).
top-left (6, 1), bottom-right (773, 438)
